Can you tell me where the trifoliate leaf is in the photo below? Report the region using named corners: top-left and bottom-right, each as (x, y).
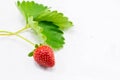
top-left (17, 1), bottom-right (49, 22)
top-left (17, 1), bottom-right (73, 49)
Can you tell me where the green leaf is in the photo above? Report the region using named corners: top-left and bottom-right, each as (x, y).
top-left (17, 1), bottom-right (49, 22)
top-left (38, 21), bottom-right (65, 49)
top-left (28, 17), bottom-right (65, 49)
top-left (17, 1), bottom-right (73, 29)
top-left (35, 10), bottom-right (73, 30)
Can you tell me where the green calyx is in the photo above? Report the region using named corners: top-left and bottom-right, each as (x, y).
top-left (28, 52), bottom-right (34, 57)
top-left (28, 44), bottom-right (42, 57)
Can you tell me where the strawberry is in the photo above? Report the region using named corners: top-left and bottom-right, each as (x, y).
top-left (33, 45), bottom-right (55, 67)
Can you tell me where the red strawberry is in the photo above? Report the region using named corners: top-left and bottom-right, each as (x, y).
top-left (33, 45), bottom-right (55, 67)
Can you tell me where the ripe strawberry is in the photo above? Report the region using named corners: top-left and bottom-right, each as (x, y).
top-left (33, 45), bottom-right (55, 67)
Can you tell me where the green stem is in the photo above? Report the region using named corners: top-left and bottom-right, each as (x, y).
top-left (0, 25), bottom-right (29, 36)
top-left (0, 30), bottom-right (35, 46)
top-left (15, 24), bottom-right (30, 34)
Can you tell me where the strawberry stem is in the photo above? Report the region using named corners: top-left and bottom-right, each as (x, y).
top-left (15, 24), bottom-right (30, 34)
top-left (0, 25), bottom-right (30, 36)
top-left (0, 30), bottom-right (35, 46)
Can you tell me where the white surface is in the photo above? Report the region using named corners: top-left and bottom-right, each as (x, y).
top-left (0, 0), bottom-right (120, 80)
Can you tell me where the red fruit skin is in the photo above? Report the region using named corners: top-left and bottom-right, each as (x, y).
top-left (33, 45), bottom-right (55, 67)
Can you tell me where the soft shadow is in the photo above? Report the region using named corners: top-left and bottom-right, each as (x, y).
top-left (34, 61), bottom-right (55, 72)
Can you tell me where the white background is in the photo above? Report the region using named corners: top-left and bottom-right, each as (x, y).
top-left (0, 0), bottom-right (120, 80)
